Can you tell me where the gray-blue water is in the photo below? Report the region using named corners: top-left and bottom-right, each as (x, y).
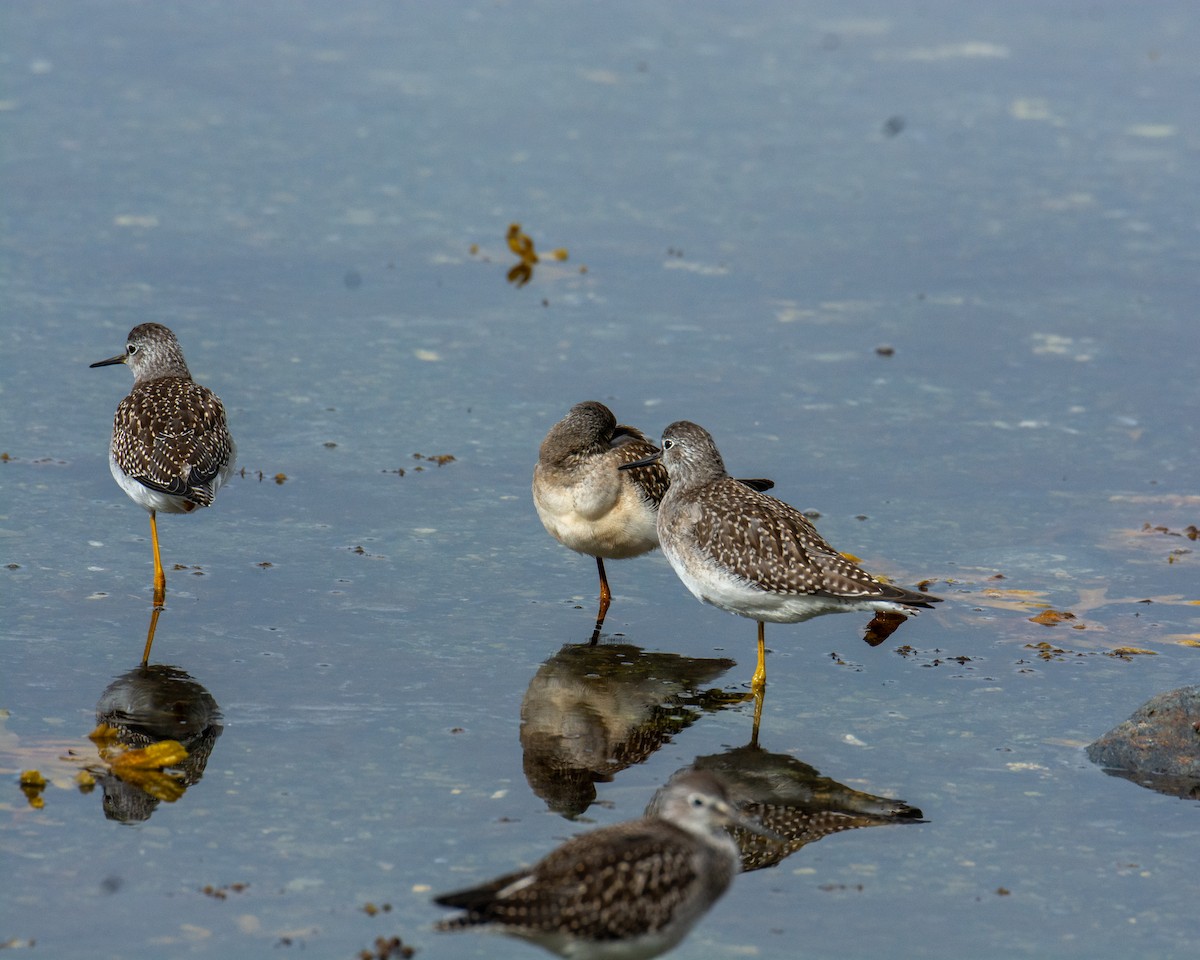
top-left (3, 2), bottom-right (1197, 958)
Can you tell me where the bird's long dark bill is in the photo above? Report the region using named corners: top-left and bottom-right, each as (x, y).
top-left (618, 451), bottom-right (662, 471)
top-left (90, 354), bottom-right (126, 368)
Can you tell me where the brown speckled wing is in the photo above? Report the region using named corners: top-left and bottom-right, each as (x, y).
top-left (112, 377), bottom-right (233, 504)
top-left (436, 822), bottom-right (717, 937)
top-left (690, 479), bottom-right (889, 598)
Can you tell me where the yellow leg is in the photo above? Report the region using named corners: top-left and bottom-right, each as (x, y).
top-left (589, 557), bottom-right (612, 645)
top-left (149, 510), bottom-right (166, 608)
top-left (750, 621), bottom-right (767, 693)
top-left (141, 605), bottom-right (163, 665)
top-left (596, 557), bottom-right (612, 614)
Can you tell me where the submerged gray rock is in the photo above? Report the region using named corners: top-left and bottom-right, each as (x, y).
top-left (1087, 686), bottom-right (1200, 800)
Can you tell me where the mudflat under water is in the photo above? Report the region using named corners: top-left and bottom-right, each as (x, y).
top-left (2, 3), bottom-right (1197, 958)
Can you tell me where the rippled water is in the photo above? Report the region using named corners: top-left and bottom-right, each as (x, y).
top-left (3, 2), bottom-right (1197, 958)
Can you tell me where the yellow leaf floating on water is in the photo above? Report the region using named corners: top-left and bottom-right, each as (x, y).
top-left (1025, 641), bottom-right (1070, 660)
top-left (506, 223), bottom-right (539, 264)
top-left (19, 770), bottom-right (47, 809)
top-left (1105, 647), bottom-right (1158, 659)
top-left (505, 223), bottom-right (568, 267)
top-left (1029, 609), bottom-right (1077, 626)
top-left (863, 611), bottom-right (908, 647)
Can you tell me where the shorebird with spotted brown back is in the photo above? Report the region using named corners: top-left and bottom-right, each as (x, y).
top-left (433, 768), bottom-right (773, 959)
top-left (91, 324), bottom-right (236, 656)
top-left (621, 421), bottom-right (940, 691)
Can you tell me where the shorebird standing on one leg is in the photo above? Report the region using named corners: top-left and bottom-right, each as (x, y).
top-left (91, 323), bottom-right (236, 655)
top-left (622, 420), bottom-right (940, 691)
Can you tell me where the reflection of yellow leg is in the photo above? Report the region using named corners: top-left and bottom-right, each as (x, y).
top-left (751, 621), bottom-right (767, 693)
top-left (141, 605), bottom-right (163, 665)
top-left (149, 511), bottom-right (166, 608)
top-left (749, 684), bottom-right (765, 748)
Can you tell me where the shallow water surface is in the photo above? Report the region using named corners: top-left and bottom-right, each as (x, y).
top-left (2, 2), bottom-right (1198, 958)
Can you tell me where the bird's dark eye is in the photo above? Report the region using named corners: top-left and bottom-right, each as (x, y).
top-left (127, 344), bottom-right (138, 355)
top-left (690, 794), bottom-right (704, 807)
top-left (663, 439), bottom-right (674, 450)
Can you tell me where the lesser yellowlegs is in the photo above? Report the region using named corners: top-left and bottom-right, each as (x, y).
top-left (433, 768), bottom-right (769, 959)
top-left (534, 402), bottom-right (771, 642)
top-left (621, 421), bottom-right (940, 691)
top-left (91, 323), bottom-right (236, 613)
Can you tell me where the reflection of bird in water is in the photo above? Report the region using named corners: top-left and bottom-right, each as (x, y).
top-left (520, 641), bottom-right (737, 818)
top-left (621, 421), bottom-right (940, 691)
top-left (91, 323), bottom-right (237, 612)
top-left (534, 402), bottom-right (772, 643)
top-left (93, 663), bottom-right (223, 822)
top-left (434, 769), bottom-right (771, 960)
top-left (649, 743), bottom-right (924, 873)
